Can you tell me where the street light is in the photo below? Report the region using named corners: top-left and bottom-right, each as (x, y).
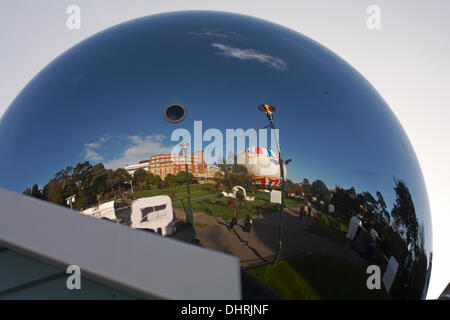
top-left (181, 142), bottom-right (194, 225)
top-left (258, 104), bottom-right (285, 265)
top-left (65, 194), bottom-right (76, 210)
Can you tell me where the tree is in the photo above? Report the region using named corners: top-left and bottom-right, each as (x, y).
top-left (311, 179), bottom-right (330, 201)
top-left (376, 191), bottom-right (390, 223)
top-left (144, 173), bottom-right (162, 187)
top-left (284, 179), bottom-right (295, 195)
top-left (31, 184), bottom-right (43, 199)
top-left (164, 174), bottom-right (178, 187)
top-left (113, 168), bottom-right (131, 190)
top-left (293, 183), bottom-right (303, 195)
top-left (23, 188), bottom-right (32, 196)
top-left (331, 187), bottom-right (361, 218)
top-left (133, 168), bottom-right (147, 185)
top-left (91, 163), bottom-right (107, 196)
top-left (219, 164), bottom-right (255, 192)
top-left (391, 179), bottom-right (419, 251)
top-left (358, 191), bottom-right (378, 226)
top-left (301, 178), bottom-right (312, 197)
top-left (43, 180), bottom-right (64, 205)
top-left (176, 171), bottom-right (194, 185)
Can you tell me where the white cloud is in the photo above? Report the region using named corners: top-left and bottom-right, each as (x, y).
top-left (211, 43), bottom-right (287, 70)
top-left (188, 28), bottom-right (242, 41)
top-left (84, 137), bottom-right (108, 162)
top-left (104, 134), bottom-right (172, 170)
top-left (84, 149), bottom-right (103, 162)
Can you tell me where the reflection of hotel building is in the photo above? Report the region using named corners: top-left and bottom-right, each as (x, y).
top-left (149, 151), bottom-right (206, 179)
top-left (124, 160), bottom-right (149, 176)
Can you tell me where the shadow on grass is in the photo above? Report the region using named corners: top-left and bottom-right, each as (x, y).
top-left (247, 254), bottom-right (386, 300)
top-left (306, 214), bottom-right (347, 243)
top-left (168, 199), bottom-right (198, 245)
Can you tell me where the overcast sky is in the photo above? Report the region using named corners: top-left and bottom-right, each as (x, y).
top-left (1, 0), bottom-right (449, 299)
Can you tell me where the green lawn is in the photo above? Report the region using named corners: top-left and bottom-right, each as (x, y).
top-left (131, 184), bottom-right (301, 220)
top-left (173, 197), bottom-right (279, 220)
top-left (247, 255), bottom-right (386, 300)
top-left (131, 184), bottom-right (217, 200)
top-left (306, 213), bottom-right (349, 242)
top-left (251, 192), bottom-right (301, 208)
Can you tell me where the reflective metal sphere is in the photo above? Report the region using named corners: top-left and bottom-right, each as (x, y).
top-left (0, 11), bottom-right (432, 299)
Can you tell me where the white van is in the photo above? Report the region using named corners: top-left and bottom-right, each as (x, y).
top-left (82, 200), bottom-right (117, 221)
top-left (130, 195), bottom-right (176, 236)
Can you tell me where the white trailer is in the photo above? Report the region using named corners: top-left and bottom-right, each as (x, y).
top-left (82, 200), bottom-right (117, 221)
top-left (130, 195), bottom-right (176, 236)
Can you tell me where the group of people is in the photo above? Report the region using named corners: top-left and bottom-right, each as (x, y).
top-left (298, 203), bottom-right (312, 219)
top-left (228, 210), bottom-right (253, 233)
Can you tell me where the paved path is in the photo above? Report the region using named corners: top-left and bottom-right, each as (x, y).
top-left (170, 206), bottom-right (366, 269)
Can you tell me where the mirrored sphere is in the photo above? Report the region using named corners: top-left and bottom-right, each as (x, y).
top-left (0, 11), bottom-right (432, 299)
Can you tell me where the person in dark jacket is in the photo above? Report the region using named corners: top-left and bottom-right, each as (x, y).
top-left (299, 205), bottom-right (304, 219)
top-left (229, 209), bottom-right (238, 231)
top-left (244, 214), bottom-right (253, 232)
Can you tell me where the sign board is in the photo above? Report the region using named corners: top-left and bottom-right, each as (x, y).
top-left (345, 216), bottom-right (362, 240)
top-left (328, 204), bottom-right (335, 213)
top-left (382, 256), bottom-right (399, 293)
top-left (270, 190), bottom-right (282, 204)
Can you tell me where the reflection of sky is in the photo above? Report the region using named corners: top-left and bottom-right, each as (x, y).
top-left (0, 11), bottom-right (431, 253)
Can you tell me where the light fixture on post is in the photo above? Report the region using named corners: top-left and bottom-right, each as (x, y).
top-left (65, 194), bottom-right (76, 210)
top-left (258, 104), bottom-right (285, 265)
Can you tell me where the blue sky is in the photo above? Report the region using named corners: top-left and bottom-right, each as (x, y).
top-left (0, 10), bottom-right (431, 253)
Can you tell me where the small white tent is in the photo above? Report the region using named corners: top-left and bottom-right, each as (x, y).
top-left (131, 195), bottom-right (176, 236)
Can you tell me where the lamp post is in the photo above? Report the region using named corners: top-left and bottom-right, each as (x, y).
top-left (65, 194), bottom-right (76, 210)
top-left (181, 142), bottom-right (194, 225)
top-left (258, 104), bottom-right (285, 265)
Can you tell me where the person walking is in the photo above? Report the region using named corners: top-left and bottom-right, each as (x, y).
top-left (307, 204), bottom-right (312, 217)
top-left (229, 209), bottom-right (237, 231)
top-left (244, 214), bottom-right (253, 232)
top-left (299, 205), bottom-right (304, 220)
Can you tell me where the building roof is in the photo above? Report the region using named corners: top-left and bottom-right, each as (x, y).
top-left (0, 188), bottom-right (241, 299)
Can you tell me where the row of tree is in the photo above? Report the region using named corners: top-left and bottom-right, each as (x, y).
top-left (132, 168), bottom-right (195, 189)
top-left (24, 162), bottom-right (132, 210)
top-left (217, 162), bottom-right (256, 192)
top-left (23, 162), bottom-right (196, 210)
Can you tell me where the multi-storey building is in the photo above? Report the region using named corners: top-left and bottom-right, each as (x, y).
top-left (124, 160), bottom-right (149, 176)
top-left (149, 150), bottom-right (206, 179)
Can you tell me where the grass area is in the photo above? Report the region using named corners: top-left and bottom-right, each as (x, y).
top-left (251, 192), bottom-right (301, 208)
top-left (131, 184), bottom-right (301, 220)
top-left (247, 255), bottom-right (386, 300)
top-left (173, 197), bottom-right (279, 220)
top-left (132, 184), bottom-right (217, 200)
top-left (306, 213), bottom-right (349, 242)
